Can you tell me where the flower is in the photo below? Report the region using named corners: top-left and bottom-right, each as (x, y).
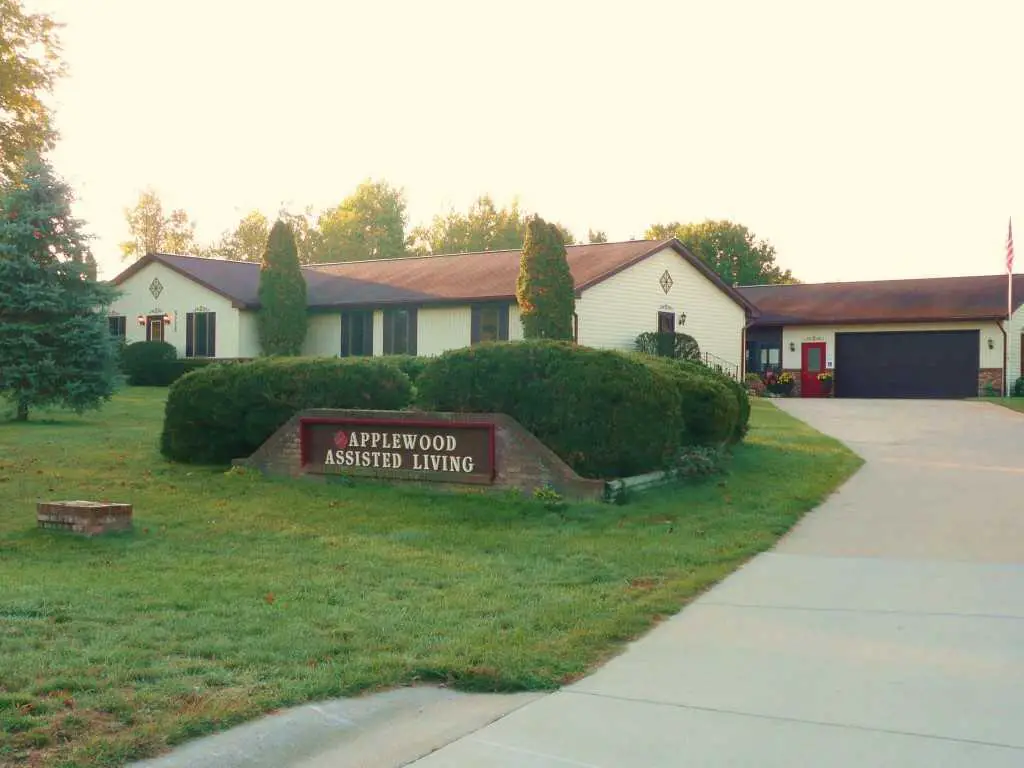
top-left (817, 371), bottom-right (833, 382)
top-left (778, 372), bottom-right (794, 384)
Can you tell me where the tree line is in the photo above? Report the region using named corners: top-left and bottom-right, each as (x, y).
top-left (120, 184), bottom-right (797, 287)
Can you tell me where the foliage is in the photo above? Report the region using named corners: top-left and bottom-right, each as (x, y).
top-left (317, 179), bottom-right (408, 262)
top-left (121, 340), bottom-right (177, 385)
top-left (533, 484), bottom-right (568, 511)
top-left (118, 188), bottom-right (198, 260)
top-left (666, 358), bottom-right (750, 443)
top-left (0, 392), bottom-right (860, 766)
top-left (415, 340), bottom-right (691, 478)
top-left (277, 206), bottom-right (325, 265)
top-left (646, 219), bottom-right (797, 286)
top-left (209, 210), bottom-right (270, 262)
top-left (1015, 377), bottom-right (1024, 397)
top-left (634, 331), bottom-right (701, 361)
top-left (381, 354), bottom-right (430, 383)
top-left (257, 220), bottom-right (308, 356)
top-left (0, 154), bottom-right (117, 421)
top-left (408, 195), bottom-right (575, 255)
top-left (744, 373), bottom-right (766, 397)
top-left (516, 216), bottom-right (575, 340)
top-left (672, 445), bottom-right (729, 481)
top-left (817, 371), bottom-right (833, 382)
top-left (0, 0), bottom-right (64, 185)
top-left (644, 357), bottom-right (741, 446)
top-left (161, 357), bottom-right (413, 464)
top-left (587, 229), bottom-right (608, 244)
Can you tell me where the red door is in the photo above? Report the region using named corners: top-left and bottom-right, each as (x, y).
top-left (801, 342), bottom-right (827, 397)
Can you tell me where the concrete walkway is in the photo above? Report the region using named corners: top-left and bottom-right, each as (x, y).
top-left (409, 399), bottom-right (1024, 766)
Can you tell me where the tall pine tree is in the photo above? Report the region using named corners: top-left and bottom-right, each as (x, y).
top-left (257, 220), bottom-right (308, 355)
top-left (0, 155), bottom-right (117, 421)
top-left (516, 215), bottom-right (575, 340)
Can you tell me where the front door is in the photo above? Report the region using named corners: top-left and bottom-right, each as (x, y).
top-left (147, 316), bottom-right (164, 342)
top-left (801, 341), bottom-right (826, 397)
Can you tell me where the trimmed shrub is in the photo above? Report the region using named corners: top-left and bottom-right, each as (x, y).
top-left (642, 357), bottom-right (740, 446)
top-left (415, 340), bottom-right (688, 479)
top-left (634, 331), bottom-right (701, 361)
top-left (122, 341), bottom-right (178, 386)
top-left (1015, 377), bottom-right (1024, 397)
top-left (381, 355), bottom-right (430, 384)
top-left (161, 357), bottom-right (413, 464)
top-left (674, 359), bottom-right (750, 442)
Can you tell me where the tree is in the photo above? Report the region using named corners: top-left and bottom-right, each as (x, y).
top-left (317, 180), bottom-right (407, 262)
top-left (209, 210), bottom-right (270, 261)
top-left (277, 206), bottom-right (324, 265)
top-left (0, 155), bottom-right (117, 421)
top-left (646, 220), bottom-right (797, 285)
top-left (0, 1), bottom-right (64, 185)
top-left (587, 229), bottom-right (608, 244)
top-left (119, 189), bottom-right (198, 260)
top-left (257, 220), bottom-right (307, 355)
top-left (409, 195), bottom-right (575, 255)
top-left (516, 215), bottom-right (575, 340)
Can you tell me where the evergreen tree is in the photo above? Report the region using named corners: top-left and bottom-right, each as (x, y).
top-left (257, 220), bottom-right (308, 355)
top-left (0, 155), bottom-right (117, 421)
top-left (516, 215), bottom-right (575, 340)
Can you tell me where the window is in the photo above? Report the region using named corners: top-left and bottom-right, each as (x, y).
top-left (760, 347), bottom-right (781, 367)
top-left (471, 304), bottom-right (509, 344)
top-left (108, 315), bottom-right (126, 338)
top-left (657, 311), bottom-right (675, 333)
top-left (185, 312), bottom-right (216, 357)
top-left (383, 308), bottom-right (417, 355)
top-left (341, 310), bottom-right (373, 357)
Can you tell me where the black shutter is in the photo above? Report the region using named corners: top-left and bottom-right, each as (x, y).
top-left (470, 306), bottom-right (481, 344)
top-left (185, 313), bottom-right (194, 358)
top-left (363, 311), bottom-right (374, 356)
top-left (498, 305), bottom-right (509, 341)
top-left (407, 308), bottom-right (418, 356)
top-left (208, 313), bottom-right (216, 357)
top-left (382, 310), bottom-right (393, 355)
top-left (340, 312), bottom-right (350, 357)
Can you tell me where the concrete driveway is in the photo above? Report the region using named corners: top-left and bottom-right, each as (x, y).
top-left (410, 400), bottom-right (1024, 766)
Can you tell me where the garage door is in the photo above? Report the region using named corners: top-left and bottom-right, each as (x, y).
top-left (834, 330), bottom-right (979, 399)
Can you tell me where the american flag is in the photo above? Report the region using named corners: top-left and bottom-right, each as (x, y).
top-left (1008, 218), bottom-right (1015, 273)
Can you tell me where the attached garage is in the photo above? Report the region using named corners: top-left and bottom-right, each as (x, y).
top-left (834, 330), bottom-right (979, 399)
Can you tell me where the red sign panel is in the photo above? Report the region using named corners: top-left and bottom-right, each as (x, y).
top-left (299, 417), bottom-right (496, 485)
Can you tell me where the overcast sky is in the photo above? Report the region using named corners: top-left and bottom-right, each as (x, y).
top-left (28, 0), bottom-right (1024, 282)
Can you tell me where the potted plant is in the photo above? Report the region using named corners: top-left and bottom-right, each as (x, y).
top-left (775, 371), bottom-right (794, 396)
top-left (817, 371), bottom-right (834, 395)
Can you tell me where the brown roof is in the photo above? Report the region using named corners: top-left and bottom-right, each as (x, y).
top-left (739, 274), bottom-right (1024, 326)
top-left (110, 240), bottom-right (754, 312)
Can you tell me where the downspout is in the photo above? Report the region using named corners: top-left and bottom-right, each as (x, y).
top-left (998, 319), bottom-right (1008, 397)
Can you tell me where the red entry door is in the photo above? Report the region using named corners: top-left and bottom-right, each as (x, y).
top-left (801, 342), bottom-right (827, 397)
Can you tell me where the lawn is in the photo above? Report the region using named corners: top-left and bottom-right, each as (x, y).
top-left (0, 389), bottom-right (861, 767)
top-left (977, 396), bottom-right (1024, 414)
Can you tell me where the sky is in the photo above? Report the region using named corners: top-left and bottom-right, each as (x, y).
top-left (26, 0), bottom-right (1024, 282)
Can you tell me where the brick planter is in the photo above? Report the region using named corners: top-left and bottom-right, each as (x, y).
top-left (37, 501), bottom-right (133, 536)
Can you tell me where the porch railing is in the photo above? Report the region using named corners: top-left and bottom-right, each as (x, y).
top-left (700, 352), bottom-right (741, 380)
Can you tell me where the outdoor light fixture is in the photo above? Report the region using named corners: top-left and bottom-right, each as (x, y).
top-left (136, 314), bottom-right (145, 326)
top-left (987, 337), bottom-right (995, 350)
top-left (789, 342), bottom-right (796, 352)
top-left (163, 313), bottom-right (173, 326)
top-left (677, 312), bottom-right (687, 326)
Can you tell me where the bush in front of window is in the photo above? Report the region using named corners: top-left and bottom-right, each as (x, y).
top-left (121, 340), bottom-right (179, 386)
top-left (634, 331), bottom-right (701, 361)
top-left (380, 354), bottom-right (430, 384)
top-left (160, 357), bottom-right (413, 464)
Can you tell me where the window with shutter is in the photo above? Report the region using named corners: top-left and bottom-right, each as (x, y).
top-left (341, 311), bottom-right (374, 356)
top-left (185, 312), bottom-right (216, 358)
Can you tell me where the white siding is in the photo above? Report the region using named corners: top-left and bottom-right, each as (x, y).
top-left (508, 304), bottom-right (525, 341)
top-left (1009, 306), bottom-right (1024, 386)
top-left (238, 310), bottom-right (261, 357)
top-left (372, 310), bottom-right (384, 356)
top-left (418, 306), bottom-right (472, 356)
top-left (302, 314), bottom-right (341, 356)
top-left (109, 261), bottom-right (243, 358)
top-left (780, 322), bottom-right (1005, 371)
top-left (575, 247), bottom-right (746, 366)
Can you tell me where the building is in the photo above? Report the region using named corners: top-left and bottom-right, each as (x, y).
top-left (107, 238), bottom-right (754, 373)
top-left (739, 275), bottom-right (1024, 398)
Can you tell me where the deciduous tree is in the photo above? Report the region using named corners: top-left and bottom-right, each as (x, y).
top-left (317, 180), bottom-right (407, 262)
top-left (646, 220), bottom-right (797, 285)
top-left (119, 189), bottom-right (198, 260)
top-left (0, 1), bottom-right (64, 185)
top-left (516, 215), bottom-right (575, 340)
top-left (0, 155), bottom-right (117, 421)
top-left (210, 210), bottom-right (270, 261)
top-left (257, 220), bottom-right (307, 355)
top-left (587, 229), bottom-right (608, 244)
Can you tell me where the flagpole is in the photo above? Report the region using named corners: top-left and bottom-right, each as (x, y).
top-left (1008, 218), bottom-right (1014, 398)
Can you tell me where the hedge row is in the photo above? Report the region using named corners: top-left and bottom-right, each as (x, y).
top-left (121, 340), bottom-right (222, 386)
top-left (160, 357), bottom-right (413, 464)
top-left (414, 340), bottom-right (745, 479)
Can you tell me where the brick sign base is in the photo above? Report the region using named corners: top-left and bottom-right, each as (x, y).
top-left (37, 501), bottom-right (133, 536)
top-left (238, 409), bottom-right (606, 501)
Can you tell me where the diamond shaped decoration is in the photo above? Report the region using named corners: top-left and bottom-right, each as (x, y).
top-left (149, 277), bottom-right (163, 300)
top-left (659, 270), bottom-right (673, 295)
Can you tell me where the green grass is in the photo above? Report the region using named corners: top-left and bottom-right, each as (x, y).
top-left (977, 396), bottom-right (1024, 413)
top-left (0, 390), bottom-right (861, 766)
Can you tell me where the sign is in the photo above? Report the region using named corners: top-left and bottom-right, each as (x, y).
top-left (299, 418), bottom-right (495, 485)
